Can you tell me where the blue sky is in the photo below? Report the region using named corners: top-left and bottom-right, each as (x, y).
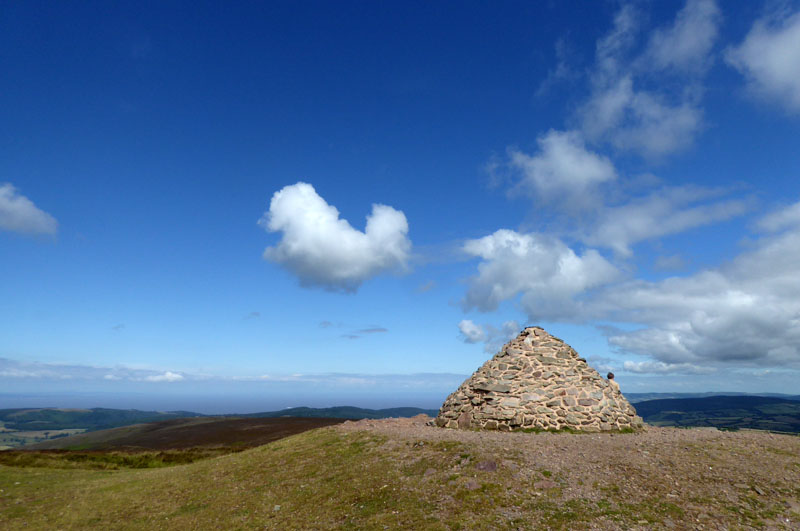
top-left (2, 1), bottom-right (800, 412)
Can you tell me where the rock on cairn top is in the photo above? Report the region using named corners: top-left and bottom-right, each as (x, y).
top-left (434, 326), bottom-right (644, 432)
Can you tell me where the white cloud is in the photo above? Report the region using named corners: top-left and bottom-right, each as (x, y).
top-left (509, 130), bottom-right (616, 205)
top-left (726, 10), bottom-right (800, 112)
top-left (642, 0), bottom-right (721, 73)
top-left (594, 3), bottom-right (640, 78)
top-left (591, 211), bottom-right (800, 368)
top-left (142, 371), bottom-right (184, 382)
top-left (259, 182), bottom-right (411, 292)
top-left (456, 201), bottom-right (800, 372)
top-left (581, 74), bottom-right (704, 159)
top-left (458, 319), bottom-right (486, 343)
top-left (0, 358), bottom-right (190, 382)
top-left (0, 357), bottom-right (469, 391)
top-left (579, 186), bottom-right (750, 256)
top-left (580, 0), bottom-right (720, 157)
top-left (622, 360), bottom-right (715, 375)
top-left (462, 229), bottom-right (619, 320)
top-left (757, 200), bottom-right (800, 232)
top-left (0, 183), bottom-right (58, 235)
top-left (536, 37), bottom-right (579, 96)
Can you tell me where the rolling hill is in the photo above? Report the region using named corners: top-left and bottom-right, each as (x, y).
top-left (634, 395), bottom-right (800, 433)
top-left (2, 416), bottom-right (798, 529)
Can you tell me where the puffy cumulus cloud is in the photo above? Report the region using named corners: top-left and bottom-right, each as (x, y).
top-left (458, 203), bottom-right (800, 373)
top-left (726, 10), bottom-right (800, 112)
top-left (580, 0), bottom-right (720, 157)
top-left (641, 0), bottom-right (721, 73)
top-left (0, 183), bottom-right (58, 235)
top-left (259, 182), bottom-right (411, 292)
top-left (508, 130), bottom-right (616, 205)
top-left (462, 229), bottom-right (619, 320)
top-left (458, 319), bottom-right (487, 343)
top-left (579, 186), bottom-right (750, 256)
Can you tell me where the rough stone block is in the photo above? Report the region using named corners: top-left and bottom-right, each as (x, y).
top-left (473, 382), bottom-right (511, 393)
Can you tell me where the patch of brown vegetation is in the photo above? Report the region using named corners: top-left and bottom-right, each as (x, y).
top-left (27, 416), bottom-right (347, 451)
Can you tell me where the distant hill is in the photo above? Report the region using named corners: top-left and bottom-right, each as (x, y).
top-left (634, 395), bottom-right (800, 433)
top-left (0, 407), bottom-right (201, 432)
top-left (626, 392), bottom-right (800, 403)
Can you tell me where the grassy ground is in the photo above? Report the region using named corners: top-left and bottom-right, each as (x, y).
top-left (1, 425), bottom-right (798, 529)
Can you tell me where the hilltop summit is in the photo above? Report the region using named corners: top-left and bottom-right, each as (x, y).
top-left (435, 326), bottom-right (644, 431)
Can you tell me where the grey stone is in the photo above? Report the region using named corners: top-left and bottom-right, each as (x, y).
top-left (475, 460), bottom-right (497, 472)
top-left (465, 479), bottom-right (480, 490)
top-left (473, 382), bottom-right (512, 393)
top-left (457, 409), bottom-right (472, 429)
top-left (501, 397), bottom-right (520, 408)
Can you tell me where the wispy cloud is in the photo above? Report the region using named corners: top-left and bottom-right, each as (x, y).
top-left (328, 324), bottom-right (389, 339)
top-left (726, 8), bottom-right (800, 112)
top-left (580, 0), bottom-right (720, 158)
top-left (0, 358), bottom-right (187, 383)
top-left (254, 371), bottom-right (466, 389)
top-left (578, 186), bottom-right (751, 257)
top-left (141, 371), bottom-right (184, 383)
top-left (622, 360), bottom-right (716, 375)
top-left (357, 327), bottom-right (388, 334)
top-left (416, 280), bottom-right (436, 293)
top-left (0, 357), bottom-right (467, 391)
top-left (535, 37), bottom-right (580, 97)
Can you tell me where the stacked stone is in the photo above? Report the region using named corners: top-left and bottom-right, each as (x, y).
top-left (434, 326), bottom-right (644, 432)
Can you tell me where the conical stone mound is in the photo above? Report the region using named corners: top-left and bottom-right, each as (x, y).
top-left (435, 326), bottom-right (644, 432)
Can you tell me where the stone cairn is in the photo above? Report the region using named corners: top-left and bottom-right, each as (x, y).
top-left (434, 326), bottom-right (644, 432)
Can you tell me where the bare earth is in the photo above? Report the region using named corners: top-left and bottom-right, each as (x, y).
top-left (336, 415), bottom-right (800, 530)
